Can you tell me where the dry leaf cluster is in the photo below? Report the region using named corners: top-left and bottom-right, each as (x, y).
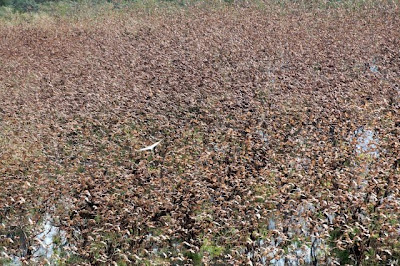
top-left (0, 2), bottom-right (400, 265)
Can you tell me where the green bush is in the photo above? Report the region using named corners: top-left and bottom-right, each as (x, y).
top-left (0, 0), bottom-right (68, 12)
top-left (0, 5), bottom-right (13, 15)
top-left (0, 0), bottom-right (12, 6)
top-left (11, 0), bottom-right (39, 12)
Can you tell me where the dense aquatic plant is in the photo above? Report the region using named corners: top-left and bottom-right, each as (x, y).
top-left (1, 2), bottom-right (399, 264)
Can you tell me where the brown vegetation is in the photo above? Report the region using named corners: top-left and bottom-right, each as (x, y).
top-left (1, 2), bottom-right (400, 264)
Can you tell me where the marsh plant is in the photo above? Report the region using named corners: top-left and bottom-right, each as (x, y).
top-left (1, 1), bottom-right (400, 264)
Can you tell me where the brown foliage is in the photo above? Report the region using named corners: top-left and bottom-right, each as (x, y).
top-left (1, 3), bottom-right (400, 265)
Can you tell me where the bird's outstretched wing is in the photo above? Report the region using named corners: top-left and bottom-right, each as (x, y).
top-left (137, 140), bottom-right (162, 152)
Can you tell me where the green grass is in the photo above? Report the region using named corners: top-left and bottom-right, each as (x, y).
top-left (0, 259), bottom-right (14, 266)
top-left (184, 237), bottom-right (225, 265)
top-left (184, 251), bottom-right (202, 265)
top-left (200, 238), bottom-right (225, 257)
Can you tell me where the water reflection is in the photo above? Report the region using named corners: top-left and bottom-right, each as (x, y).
top-left (4, 214), bottom-right (68, 265)
top-left (33, 215), bottom-right (67, 260)
top-left (369, 64), bottom-right (379, 73)
top-left (260, 203), bottom-right (327, 265)
top-left (256, 130), bottom-right (268, 144)
top-left (354, 128), bottom-right (378, 158)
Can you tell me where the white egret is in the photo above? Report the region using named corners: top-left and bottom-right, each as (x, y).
top-left (137, 140), bottom-right (162, 152)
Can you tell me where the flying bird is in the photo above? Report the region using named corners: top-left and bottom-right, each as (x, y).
top-left (137, 140), bottom-right (162, 152)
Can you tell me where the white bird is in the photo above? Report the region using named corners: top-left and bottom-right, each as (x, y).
top-left (137, 140), bottom-right (162, 152)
